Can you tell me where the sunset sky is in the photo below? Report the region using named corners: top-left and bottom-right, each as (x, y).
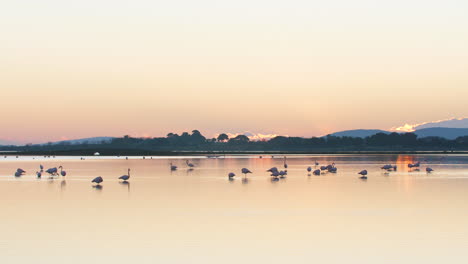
top-left (1, 0), bottom-right (468, 143)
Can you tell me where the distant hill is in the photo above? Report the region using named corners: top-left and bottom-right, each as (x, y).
top-left (41, 137), bottom-right (115, 146)
top-left (328, 129), bottom-right (390, 138)
top-left (414, 127), bottom-right (468, 140)
top-left (0, 139), bottom-right (21, 146)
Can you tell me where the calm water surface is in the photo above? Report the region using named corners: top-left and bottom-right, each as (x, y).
top-left (1, 154), bottom-right (468, 263)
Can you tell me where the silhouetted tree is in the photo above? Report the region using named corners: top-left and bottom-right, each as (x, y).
top-left (229, 135), bottom-right (250, 144)
top-left (217, 133), bottom-right (229, 142)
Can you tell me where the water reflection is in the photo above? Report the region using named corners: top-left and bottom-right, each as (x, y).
top-left (119, 181), bottom-right (130, 193)
top-left (1, 154), bottom-right (468, 264)
top-left (60, 180), bottom-right (66, 191)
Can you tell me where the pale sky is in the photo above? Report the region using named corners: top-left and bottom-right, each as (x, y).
top-left (1, 0), bottom-right (468, 143)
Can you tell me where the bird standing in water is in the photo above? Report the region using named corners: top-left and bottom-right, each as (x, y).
top-left (119, 168), bottom-right (131, 182)
top-left (358, 170), bottom-right (368, 180)
top-left (241, 168), bottom-right (252, 178)
top-left (92, 176), bottom-right (103, 185)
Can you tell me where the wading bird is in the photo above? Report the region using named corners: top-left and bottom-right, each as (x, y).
top-left (279, 170), bottom-right (287, 178)
top-left (46, 167), bottom-right (58, 177)
top-left (358, 170), bottom-right (368, 180)
top-left (283, 156), bottom-right (288, 169)
top-left (241, 168), bottom-right (252, 177)
top-left (118, 168), bottom-right (131, 182)
top-left (313, 169), bottom-right (321, 176)
top-left (36, 171), bottom-right (42, 178)
top-left (228, 172), bottom-right (236, 178)
top-left (92, 176), bottom-right (103, 185)
top-left (186, 160), bottom-right (195, 169)
top-left (59, 166), bottom-right (66, 176)
top-left (170, 163), bottom-right (177, 171)
top-left (426, 167), bottom-right (434, 173)
top-left (267, 167), bottom-right (279, 174)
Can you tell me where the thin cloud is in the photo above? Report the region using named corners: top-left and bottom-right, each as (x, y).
top-left (391, 117), bottom-right (468, 132)
top-left (220, 132), bottom-right (282, 141)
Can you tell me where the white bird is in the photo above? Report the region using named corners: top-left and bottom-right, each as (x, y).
top-left (59, 166), bottom-right (66, 176)
top-left (92, 176), bottom-right (103, 185)
top-left (241, 168), bottom-right (252, 177)
top-left (118, 168), bottom-right (130, 181)
top-left (358, 170), bottom-right (368, 179)
top-left (186, 160), bottom-right (195, 168)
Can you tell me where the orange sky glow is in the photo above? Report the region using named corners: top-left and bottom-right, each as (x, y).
top-left (1, 1), bottom-right (467, 144)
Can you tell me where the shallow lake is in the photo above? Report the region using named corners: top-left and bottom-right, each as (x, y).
top-left (1, 154), bottom-right (468, 263)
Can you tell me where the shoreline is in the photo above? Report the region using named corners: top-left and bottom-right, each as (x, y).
top-left (2, 150), bottom-right (468, 156)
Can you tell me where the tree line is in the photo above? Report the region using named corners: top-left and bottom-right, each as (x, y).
top-left (2, 130), bottom-right (468, 154)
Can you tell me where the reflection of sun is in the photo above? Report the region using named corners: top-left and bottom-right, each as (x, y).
top-left (396, 155), bottom-right (416, 193)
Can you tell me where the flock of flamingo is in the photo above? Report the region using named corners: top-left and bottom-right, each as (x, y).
top-left (10, 156), bottom-right (434, 186)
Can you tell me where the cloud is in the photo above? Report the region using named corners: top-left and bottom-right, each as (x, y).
top-left (221, 132), bottom-right (282, 141)
top-left (391, 117), bottom-right (468, 132)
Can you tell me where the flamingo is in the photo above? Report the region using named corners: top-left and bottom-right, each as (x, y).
top-left (118, 168), bottom-right (131, 182)
top-left (267, 167), bottom-right (279, 173)
top-left (59, 166), bottom-right (66, 176)
top-left (381, 164), bottom-right (393, 170)
top-left (328, 166), bottom-right (337, 173)
top-left (358, 170), bottom-right (368, 179)
top-left (270, 171), bottom-right (280, 178)
top-left (241, 168), bottom-right (252, 177)
top-left (92, 176), bottom-right (103, 185)
top-left (46, 167), bottom-right (58, 176)
top-left (279, 170), bottom-right (287, 178)
top-left (186, 160), bottom-right (195, 168)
